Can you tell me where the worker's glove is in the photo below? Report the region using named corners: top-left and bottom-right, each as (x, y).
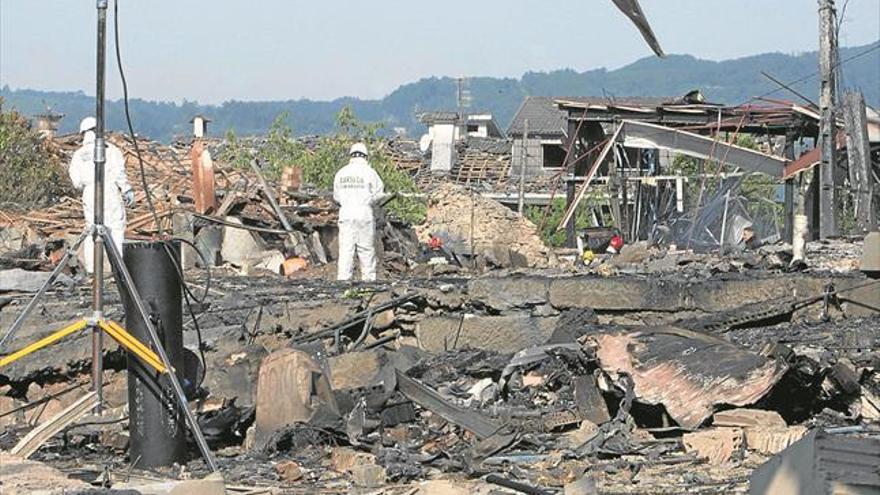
top-left (371, 193), bottom-right (394, 206)
top-left (123, 189), bottom-right (136, 207)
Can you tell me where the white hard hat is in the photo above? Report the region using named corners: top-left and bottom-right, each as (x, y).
top-left (349, 142), bottom-right (368, 157)
top-left (79, 117), bottom-right (97, 134)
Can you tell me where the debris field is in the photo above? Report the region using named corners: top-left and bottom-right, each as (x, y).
top-left (1, 121), bottom-right (879, 495)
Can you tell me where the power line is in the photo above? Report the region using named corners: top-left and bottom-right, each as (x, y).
top-left (746, 43), bottom-right (880, 106)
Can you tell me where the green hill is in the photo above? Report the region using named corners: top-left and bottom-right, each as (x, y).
top-left (2, 41), bottom-right (877, 142)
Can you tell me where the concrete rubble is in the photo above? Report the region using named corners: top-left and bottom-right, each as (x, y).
top-left (417, 183), bottom-right (555, 269)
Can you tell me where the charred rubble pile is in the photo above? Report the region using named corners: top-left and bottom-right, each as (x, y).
top-left (0, 135), bottom-right (562, 283)
top-left (0, 132), bottom-right (428, 280)
top-left (570, 236), bottom-right (868, 278)
top-left (1, 262), bottom-right (878, 493)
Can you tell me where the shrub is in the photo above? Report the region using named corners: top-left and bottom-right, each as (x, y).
top-left (0, 100), bottom-right (72, 208)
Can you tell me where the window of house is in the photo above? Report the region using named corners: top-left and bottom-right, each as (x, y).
top-left (467, 124), bottom-right (480, 133)
top-left (542, 143), bottom-right (567, 169)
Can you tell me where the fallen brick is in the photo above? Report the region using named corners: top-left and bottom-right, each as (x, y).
top-left (565, 476), bottom-right (598, 495)
top-left (0, 395), bottom-right (22, 428)
top-left (254, 349), bottom-right (338, 444)
top-left (828, 361), bottom-right (861, 396)
top-left (563, 420), bottom-right (599, 450)
top-left (350, 463), bottom-right (386, 488)
top-left (683, 428), bottom-right (744, 465)
top-left (744, 425), bottom-right (808, 455)
top-left (330, 447), bottom-right (376, 473)
top-left (327, 350), bottom-right (383, 391)
top-left (275, 460), bottom-right (304, 482)
top-left (713, 408), bottom-right (787, 428)
top-left (99, 429), bottom-right (129, 451)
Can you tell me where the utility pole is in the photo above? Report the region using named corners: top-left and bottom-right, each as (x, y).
top-left (456, 76), bottom-right (471, 143)
top-left (818, 0), bottom-right (839, 238)
top-left (456, 77), bottom-right (471, 113)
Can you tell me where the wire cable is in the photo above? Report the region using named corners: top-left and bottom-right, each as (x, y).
top-left (161, 238), bottom-right (210, 388)
top-left (745, 43), bottom-right (879, 107)
top-left (113, 0), bottom-right (164, 236)
top-left (113, 0), bottom-right (208, 386)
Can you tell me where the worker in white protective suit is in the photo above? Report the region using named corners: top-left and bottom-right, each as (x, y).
top-left (333, 143), bottom-right (385, 281)
top-left (68, 117), bottom-right (135, 273)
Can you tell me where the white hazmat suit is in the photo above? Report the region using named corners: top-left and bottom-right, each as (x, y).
top-left (333, 148), bottom-right (384, 281)
top-left (68, 129), bottom-right (133, 273)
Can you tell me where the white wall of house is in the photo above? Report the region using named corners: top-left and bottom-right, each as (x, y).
top-left (466, 122), bottom-right (489, 138)
top-left (430, 123), bottom-right (456, 173)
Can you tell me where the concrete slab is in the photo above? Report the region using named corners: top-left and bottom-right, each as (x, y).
top-left (468, 275), bottom-right (548, 311)
top-left (549, 277), bottom-right (684, 311)
top-left (416, 315), bottom-right (557, 353)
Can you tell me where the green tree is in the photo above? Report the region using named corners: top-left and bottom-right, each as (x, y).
top-left (262, 113), bottom-right (306, 178)
top-left (0, 100), bottom-right (72, 207)
top-left (218, 129), bottom-right (253, 170)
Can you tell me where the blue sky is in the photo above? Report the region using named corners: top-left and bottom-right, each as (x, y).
top-left (2, 0), bottom-right (878, 103)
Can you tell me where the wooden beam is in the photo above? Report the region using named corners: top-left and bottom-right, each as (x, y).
top-left (11, 391), bottom-right (100, 459)
top-left (557, 125), bottom-right (622, 232)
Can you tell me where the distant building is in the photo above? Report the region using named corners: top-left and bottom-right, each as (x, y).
top-left (190, 114), bottom-right (211, 138)
top-left (417, 111), bottom-right (509, 176)
top-left (507, 97), bottom-right (568, 177)
top-left (33, 110), bottom-right (64, 139)
top-left (465, 113), bottom-right (505, 139)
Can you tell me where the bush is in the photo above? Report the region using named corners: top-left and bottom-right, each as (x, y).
top-left (0, 100), bottom-right (72, 208)
top-left (526, 195), bottom-right (609, 247)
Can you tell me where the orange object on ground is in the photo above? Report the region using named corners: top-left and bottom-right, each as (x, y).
top-left (282, 257), bottom-right (309, 276)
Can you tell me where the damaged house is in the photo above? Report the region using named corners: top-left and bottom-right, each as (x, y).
top-left (508, 96), bottom-right (574, 176)
top-left (412, 112), bottom-right (512, 186)
top-left (547, 91), bottom-right (879, 249)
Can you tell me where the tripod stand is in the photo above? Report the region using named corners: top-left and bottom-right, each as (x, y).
top-left (0, 0), bottom-right (217, 472)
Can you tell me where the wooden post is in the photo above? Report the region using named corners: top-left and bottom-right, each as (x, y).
top-left (818, 0), bottom-right (839, 238)
top-left (518, 119), bottom-right (528, 216)
top-left (842, 91), bottom-right (875, 231)
top-left (565, 178), bottom-right (576, 248)
top-left (783, 132), bottom-right (796, 244)
top-left (564, 116), bottom-right (580, 248)
top-left (608, 145), bottom-right (622, 232)
top-left (620, 150), bottom-right (631, 239)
